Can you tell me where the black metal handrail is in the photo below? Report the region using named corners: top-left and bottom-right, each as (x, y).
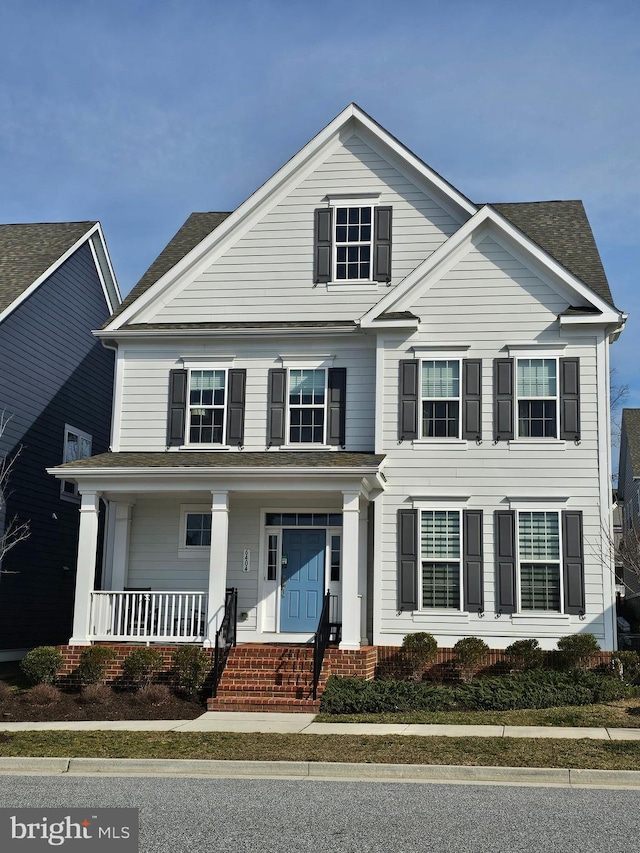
top-left (312, 590), bottom-right (331, 700)
top-left (211, 587), bottom-right (238, 698)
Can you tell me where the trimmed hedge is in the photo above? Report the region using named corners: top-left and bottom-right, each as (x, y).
top-left (320, 671), bottom-right (631, 714)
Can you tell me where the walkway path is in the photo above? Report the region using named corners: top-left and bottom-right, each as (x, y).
top-left (2, 711), bottom-right (640, 740)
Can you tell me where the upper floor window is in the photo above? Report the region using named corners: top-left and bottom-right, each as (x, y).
top-left (314, 204), bottom-right (392, 284)
top-left (61, 425), bottom-right (92, 499)
top-left (188, 369), bottom-right (226, 444)
top-left (288, 369), bottom-right (326, 444)
top-left (516, 359), bottom-right (557, 438)
top-left (421, 360), bottom-right (461, 438)
top-left (335, 206), bottom-right (372, 280)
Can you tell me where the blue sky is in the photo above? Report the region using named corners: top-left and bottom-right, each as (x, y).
top-left (1, 0), bottom-right (638, 413)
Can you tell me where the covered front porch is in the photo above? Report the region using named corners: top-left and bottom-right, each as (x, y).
top-left (49, 451), bottom-right (385, 652)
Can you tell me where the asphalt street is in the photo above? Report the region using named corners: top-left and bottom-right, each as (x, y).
top-left (0, 774), bottom-right (638, 853)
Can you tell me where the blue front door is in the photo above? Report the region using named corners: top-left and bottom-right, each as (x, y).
top-left (280, 529), bottom-right (326, 632)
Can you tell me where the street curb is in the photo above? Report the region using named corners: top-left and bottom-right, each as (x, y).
top-left (0, 757), bottom-right (638, 787)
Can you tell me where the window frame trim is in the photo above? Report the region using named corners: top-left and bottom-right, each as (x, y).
top-left (60, 423), bottom-right (93, 501)
top-left (515, 508), bottom-right (565, 613)
top-left (326, 195), bottom-right (380, 285)
top-left (419, 357), bottom-right (463, 440)
top-left (418, 507), bottom-right (464, 612)
top-left (178, 504), bottom-right (212, 558)
top-left (285, 367), bottom-right (329, 447)
top-left (515, 356), bottom-right (560, 440)
top-left (184, 366), bottom-right (229, 449)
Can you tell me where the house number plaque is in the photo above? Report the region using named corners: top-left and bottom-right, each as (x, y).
top-left (243, 549), bottom-right (250, 572)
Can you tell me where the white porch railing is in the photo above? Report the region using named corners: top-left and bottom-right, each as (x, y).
top-left (90, 591), bottom-right (208, 643)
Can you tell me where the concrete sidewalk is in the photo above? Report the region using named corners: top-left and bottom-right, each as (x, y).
top-left (1, 712), bottom-right (640, 740)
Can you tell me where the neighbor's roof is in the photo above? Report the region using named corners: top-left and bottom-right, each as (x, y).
top-left (54, 451), bottom-right (386, 471)
top-left (622, 409), bottom-right (640, 479)
top-left (110, 197), bottom-right (615, 328)
top-left (490, 201), bottom-right (614, 307)
top-left (0, 221), bottom-right (97, 315)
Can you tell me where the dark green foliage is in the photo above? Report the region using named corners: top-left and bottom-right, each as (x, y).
top-left (505, 639), bottom-right (544, 672)
top-left (121, 648), bottom-right (164, 688)
top-left (77, 646), bottom-right (114, 685)
top-left (320, 671), bottom-right (630, 714)
top-left (171, 645), bottom-right (210, 697)
top-left (401, 633), bottom-right (438, 679)
top-left (611, 651), bottom-right (640, 683)
top-left (556, 633), bottom-right (600, 670)
top-left (19, 647), bottom-right (64, 685)
top-left (453, 637), bottom-right (489, 681)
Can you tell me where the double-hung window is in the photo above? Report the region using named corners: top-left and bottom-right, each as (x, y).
top-left (335, 206), bottom-right (372, 281)
top-left (288, 369), bottom-right (326, 444)
top-left (61, 425), bottom-right (92, 499)
top-left (518, 511), bottom-right (561, 611)
top-left (516, 359), bottom-right (558, 438)
top-left (421, 360), bottom-right (461, 438)
top-left (188, 369), bottom-right (226, 444)
top-left (420, 510), bottom-right (461, 609)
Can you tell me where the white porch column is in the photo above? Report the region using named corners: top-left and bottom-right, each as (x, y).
top-left (206, 491), bottom-right (229, 643)
top-left (110, 502), bottom-right (134, 591)
top-left (340, 490), bottom-right (361, 650)
top-left (69, 490), bottom-right (101, 645)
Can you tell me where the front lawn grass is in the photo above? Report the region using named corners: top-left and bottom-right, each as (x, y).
top-left (0, 731), bottom-right (639, 771)
top-left (316, 698), bottom-right (640, 728)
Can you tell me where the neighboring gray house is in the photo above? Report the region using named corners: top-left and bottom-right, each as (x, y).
top-left (0, 222), bottom-right (120, 660)
top-left (53, 104), bottom-right (625, 667)
top-left (617, 409), bottom-right (640, 614)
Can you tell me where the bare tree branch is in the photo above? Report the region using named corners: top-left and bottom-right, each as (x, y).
top-left (0, 412), bottom-right (30, 571)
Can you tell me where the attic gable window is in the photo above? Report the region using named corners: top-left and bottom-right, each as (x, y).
top-left (335, 206), bottom-right (372, 280)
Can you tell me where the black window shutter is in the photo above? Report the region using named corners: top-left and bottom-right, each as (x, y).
top-left (398, 509), bottom-right (418, 611)
top-left (463, 510), bottom-right (484, 612)
top-left (494, 358), bottom-right (514, 441)
top-left (560, 358), bottom-right (580, 441)
top-left (167, 369), bottom-right (187, 446)
top-left (373, 206), bottom-right (392, 282)
top-left (399, 359), bottom-right (419, 441)
top-left (462, 359), bottom-right (482, 440)
top-left (226, 369), bottom-right (246, 446)
top-left (327, 368), bottom-right (346, 447)
top-left (495, 510), bottom-right (517, 613)
top-left (314, 208), bottom-right (333, 283)
top-left (562, 510), bottom-right (585, 615)
top-left (267, 369), bottom-right (286, 446)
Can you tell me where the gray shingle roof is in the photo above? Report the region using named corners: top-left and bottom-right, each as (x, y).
top-left (110, 197), bottom-right (617, 329)
top-left (110, 212), bottom-right (230, 321)
top-left (622, 410), bottom-right (640, 479)
top-left (0, 221), bottom-right (96, 315)
top-left (54, 451), bottom-right (385, 470)
top-left (489, 201), bottom-right (615, 308)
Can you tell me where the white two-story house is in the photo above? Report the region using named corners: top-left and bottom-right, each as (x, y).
top-left (52, 104), bottom-right (625, 684)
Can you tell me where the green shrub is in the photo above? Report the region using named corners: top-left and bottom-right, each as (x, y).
top-left (556, 633), bottom-right (600, 670)
top-left (319, 671), bottom-right (630, 715)
top-left (120, 648), bottom-right (164, 688)
top-left (453, 637), bottom-right (489, 681)
top-left (505, 639), bottom-right (544, 672)
top-left (172, 645), bottom-right (210, 698)
top-left (77, 646), bottom-right (114, 685)
top-left (611, 650), bottom-right (640, 683)
top-left (19, 646), bottom-right (64, 685)
top-left (401, 633), bottom-right (438, 679)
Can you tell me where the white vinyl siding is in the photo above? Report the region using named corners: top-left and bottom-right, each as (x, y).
top-left (147, 133), bottom-right (461, 324)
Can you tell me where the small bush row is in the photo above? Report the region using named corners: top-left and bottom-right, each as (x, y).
top-left (18, 644), bottom-right (212, 697)
top-left (320, 670), bottom-right (632, 715)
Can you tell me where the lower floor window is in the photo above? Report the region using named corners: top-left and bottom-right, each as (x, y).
top-left (185, 513), bottom-right (211, 547)
top-left (421, 510), bottom-right (461, 609)
top-left (518, 511), bottom-right (560, 611)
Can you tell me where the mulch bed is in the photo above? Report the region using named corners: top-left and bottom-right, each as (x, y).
top-left (0, 688), bottom-right (205, 723)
